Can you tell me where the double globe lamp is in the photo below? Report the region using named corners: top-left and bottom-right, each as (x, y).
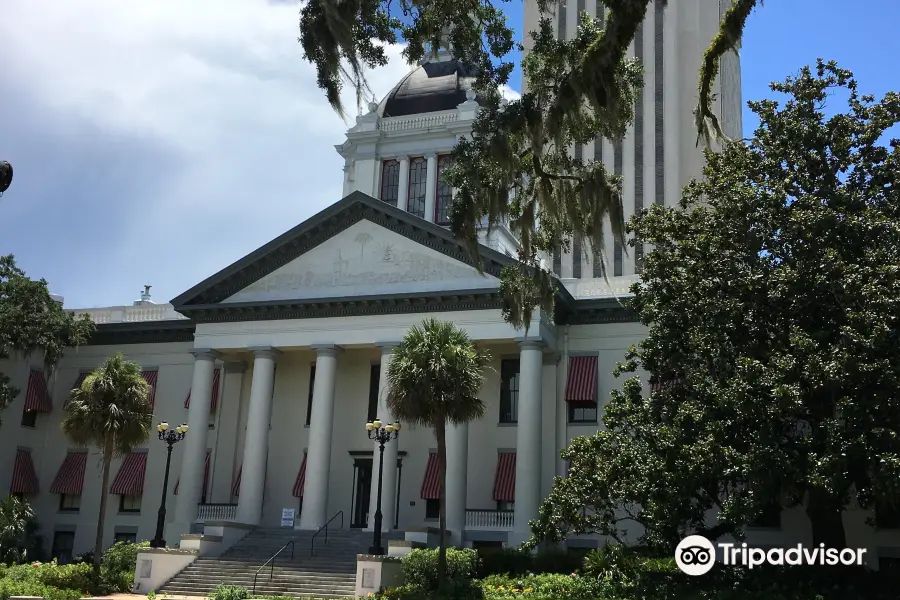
top-left (365, 418), bottom-right (401, 555)
top-left (150, 422), bottom-right (189, 548)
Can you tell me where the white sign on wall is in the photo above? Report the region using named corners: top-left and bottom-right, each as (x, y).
top-left (281, 508), bottom-right (295, 527)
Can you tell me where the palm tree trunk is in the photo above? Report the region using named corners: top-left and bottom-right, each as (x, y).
top-left (436, 419), bottom-right (447, 591)
top-left (93, 441), bottom-right (113, 573)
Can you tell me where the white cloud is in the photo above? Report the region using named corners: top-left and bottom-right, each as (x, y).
top-left (500, 85), bottom-right (522, 102)
top-left (0, 0), bottom-right (412, 307)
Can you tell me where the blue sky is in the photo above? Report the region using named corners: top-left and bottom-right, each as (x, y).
top-left (0, 0), bottom-right (897, 309)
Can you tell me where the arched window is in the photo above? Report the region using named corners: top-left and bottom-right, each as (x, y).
top-left (435, 155), bottom-right (453, 225)
top-left (406, 157), bottom-right (427, 218)
top-left (380, 160), bottom-right (400, 206)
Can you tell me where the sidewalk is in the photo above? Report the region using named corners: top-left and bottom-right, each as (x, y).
top-left (84, 595), bottom-right (205, 599)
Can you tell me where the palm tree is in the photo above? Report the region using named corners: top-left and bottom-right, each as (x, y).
top-left (0, 495), bottom-right (44, 564)
top-left (62, 354), bottom-right (154, 572)
top-left (386, 319), bottom-right (490, 589)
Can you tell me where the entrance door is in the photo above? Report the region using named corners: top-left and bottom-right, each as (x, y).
top-left (352, 459), bottom-right (373, 528)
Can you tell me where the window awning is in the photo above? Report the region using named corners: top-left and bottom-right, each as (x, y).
top-left (292, 453), bottom-right (308, 498)
top-left (420, 452), bottom-right (440, 500)
top-left (184, 368), bottom-right (221, 411)
top-left (565, 356), bottom-right (598, 404)
top-left (24, 369), bottom-right (53, 413)
top-left (71, 372), bottom-right (89, 391)
top-left (50, 451), bottom-right (88, 495)
top-left (110, 452), bottom-right (148, 496)
top-left (232, 464), bottom-right (242, 497)
top-left (174, 451), bottom-right (210, 496)
top-left (65, 372), bottom-right (90, 409)
top-left (492, 452), bottom-right (516, 502)
top-left (650, 377), bottom-right (682, 392)
top-left (141, 371), bottom-right (158, 409)
top-left (10, 449), bottom-right (39, 494)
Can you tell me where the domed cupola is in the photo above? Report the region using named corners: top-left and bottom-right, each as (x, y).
top-left (377, 56), bottom-right (482, 118)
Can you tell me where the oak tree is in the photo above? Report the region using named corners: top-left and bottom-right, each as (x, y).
top-left (528, 61), bottom-right (900, 551)
top-left (298, 0), bottom-right (760, 328)
top-left (0, 255), bottom-right (94, 422)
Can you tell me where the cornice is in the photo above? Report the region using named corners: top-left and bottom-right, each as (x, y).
top-left (87, 321), bottom-right (196, 346)
top-left (178, 290), bottom-right (506, 324)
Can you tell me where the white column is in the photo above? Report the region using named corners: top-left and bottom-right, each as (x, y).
top-left (511, 340), bottom-right (544, 547)
top-left (445, 422), bottom-right (469, 547)
top-left (235, 347), bottom-right (280, 525)
top-left (171, 349), bottom-right (220, 537)
top-left (297, 344), bottom-right (342, 530)
top-left (397, 156), bottom-right (410, 211)
top-left (423, 153), bottom-right (438, 222)
top-left (367, 344), bottom-right (399, 531)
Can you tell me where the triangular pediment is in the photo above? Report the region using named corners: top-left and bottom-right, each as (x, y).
top-left (171, 192), bottom-right (513, 312)
top-left (223, 219), bottom-right (498, 303)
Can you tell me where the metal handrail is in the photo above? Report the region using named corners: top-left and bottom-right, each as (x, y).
top-left (310, 510), bottom-right (344, 556)
top-left (252, 539), bottom-right (294, 595)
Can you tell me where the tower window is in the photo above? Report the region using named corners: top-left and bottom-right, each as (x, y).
top-left (407, 157), bottom-right (427, 218)
top-left (435, 155), bottom-right (453, 225)
top-left (380, 160), bottom-right (400, 206)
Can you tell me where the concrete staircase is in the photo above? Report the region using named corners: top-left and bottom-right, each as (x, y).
top-left (160, 527), bottom-right (404, 598)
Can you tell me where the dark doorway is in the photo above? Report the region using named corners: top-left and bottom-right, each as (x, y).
top-left (352, 458), bottom-right (373, 528)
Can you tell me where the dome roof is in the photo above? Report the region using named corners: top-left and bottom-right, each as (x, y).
top-left (377, 57), bottom-right (481, 118)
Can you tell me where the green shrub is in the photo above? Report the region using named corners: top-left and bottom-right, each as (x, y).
top-left (476, 546), bottom-right (585, 577)
top-left (211, 583), bottom-right (251, 600)
top-left (480, 573), bottom-right (600, 600)
top-left (401, 548), bottom-right (480, 592)
top-left (374, 581), bottom-right (482, 600)
top-left (0, 560), bottom-right (93, 600)
top-left (100, 539), bottom-right (150, 593)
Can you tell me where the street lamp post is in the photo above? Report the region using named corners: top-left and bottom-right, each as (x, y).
top-left (0, 161), bottom-right (12, 196)
top-left (365, 418), bottom-right (401, 555)
top-left (149, 421), bottom-right (189, 548)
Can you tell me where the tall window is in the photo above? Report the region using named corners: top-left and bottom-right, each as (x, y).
top-left (435, 155), bottom-right (453, 225)
top-left (305, 364), bottom-right (316, 426)
top-left (119, 495), bottom-right (141, 513)
top-left (380, 160), bottom-right (400, 206)
top-left (407, 157), bottom-right (427, 218)
top-left (367, 364), bottom-right (380, 422)
top-left (51, 531), bottom-right (75, 565)
top-left (499, 359), bottom-right (520, 423)
top-left (114, 531), bottom-right (137, 544)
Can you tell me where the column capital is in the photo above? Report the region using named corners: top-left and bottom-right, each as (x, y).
top-left (376, 342), bottom-right (401, 354)
top-left (311, 343), bottom-right (343, 358)
top-left (425, 152), bottom-right (438, 160)
top-left (224, 360), bottom-right (247, 373)
top-left (249, 346), bottom-right (281, 360)
top-left (515, 338), bottom-right (546, 351)
top-left (398, 155), bottom-right (410, 163)
top-left (191, 348), bottom-right (221, 361)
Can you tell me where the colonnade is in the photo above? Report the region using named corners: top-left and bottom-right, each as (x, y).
top-left (172, 339), bottom-right (545, 546)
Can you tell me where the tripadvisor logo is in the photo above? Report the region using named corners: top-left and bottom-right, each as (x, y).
top-left (675, 535), bottom-right (867, 576)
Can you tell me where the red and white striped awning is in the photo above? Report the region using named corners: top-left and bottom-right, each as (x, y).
top-left (420, 452), bottom-right (440, 500)
top-left (492, 452), bottom-right (516, 502)
top-left (24, 369), bottom-right (53, 413)
top-left (141, 371), bottom-right (158, 409)
top-left (232, 464), bottom-right (242, 497)
top-left (292, 453), bottom-right (308, 498)
top-left (110, 452), bottom-right (148, 496)
top-left (184, 368), bottom-right (221, 410)
top-left (174, 451), bottom-right (210, 496)
top-left (650, 377), bottom-right (682, 392)
top-left (565, 356), bottom-right (598, 404)
top-left (10, 449), bottom-right (39, 494)
top-left (71, 372), bottom-right (89, 391)
top-left (65, 372), bottom-right (90, 409)
top-left (49, 451), bottom-right (88, 495)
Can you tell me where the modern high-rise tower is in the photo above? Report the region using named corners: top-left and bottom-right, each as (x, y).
top-left (523, 0), bottom-right (743, 280)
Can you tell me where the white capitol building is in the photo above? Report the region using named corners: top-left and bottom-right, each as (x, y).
top-left (7, 0), bottom-right (895, 574)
